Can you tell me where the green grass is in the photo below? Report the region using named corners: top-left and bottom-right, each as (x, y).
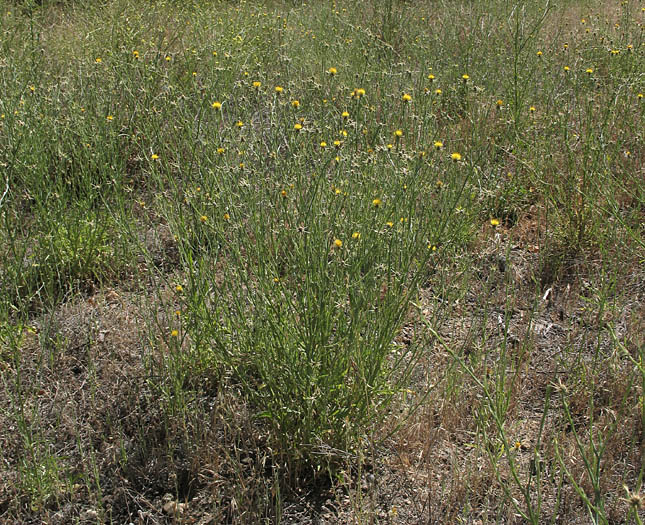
top-left (0, 0), bottom-right (643, 522)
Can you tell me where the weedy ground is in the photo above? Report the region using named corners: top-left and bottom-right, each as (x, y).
top-left (0, 0), bottom-right (643, 523)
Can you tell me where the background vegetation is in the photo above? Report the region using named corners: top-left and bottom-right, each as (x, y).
top-left (0, 0), bottom-right (643, 522)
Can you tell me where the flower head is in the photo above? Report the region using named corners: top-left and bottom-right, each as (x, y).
top-left (212, 101), bottom-right (222, 109)
top-left (291, 99), bottom-right (300, 108)
top-left (462, 74), bottom-right (469, 82)
top-left (275, 86), bottom-right (284, 93)
top-left (328, 67), bottom-right (337, 75)
top-left (294, 122), bottom-right (302, 130)
top-left (394, 129), bottom-right (403, 138)
top-left (451, 152), bottom-right (462, 162)
top-left (402, 93), bottom-right (412, 102)
top-left (333, 238), bottom-right (343, 248)
top-left (252, 81), bottom-right (261, 88)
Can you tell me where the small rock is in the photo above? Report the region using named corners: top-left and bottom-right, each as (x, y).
top-left (163, 500), bottom-right (186, 515)
top-left (81, 508), bottom-right (98, 521)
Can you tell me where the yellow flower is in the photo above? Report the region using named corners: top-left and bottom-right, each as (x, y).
top-left (223, 213), bottom-right (230, 220)
top-left (333, 140), bottom-right (341, 148)
top-left (294, 123), bottom-right (302, 130)
top-left (386, 221), bottom-right (394, 228)
top-left (236, 120), bottom-right (243, 128)
top-left (462, 74), bottom-right (469, 82)
top-left (106, 115), bottom-right (114, 121)
top-left (496, 99), bottom-right (503, 107)
top-left (165, 55), bottom-right (171, 61)
top-left (402, 93), bottom-right (412, 102)
top-left (372, 198), bottom-right (382, 207)
top-left (342, 111), bottom-right (349, 119)
top-left (352, 232), bottom-right (361, 239)
top-left (281, 189), bottom-right (287, 197)
top-left (536, 50), bottom-right (543, 57)
top-left (200, 215), bottom-right (207, 223)
top-left (175, 284), bottom-right (183, 292)
top-left (333, 238), bottom-right (343, 248)
top-left (387, 144), bottom-right (393, 150)
top-left (95, 57), bottom-right (102, 64)
top-left (320, 141), bottom-right (327, 148)
top-left (217, 147), bottom-right (225, 154)
top-left (564, 66), bottom-right (570, 72)
top-left (434, 141), bottom-right (443, 149)
top-left (328, 67), bottom-right (337, 75)
top-left (212, 101), bottom-right (222, 109)
top-left (133, 50), bottom-right (139, 59)
top-left (435, 88), bottom-right (442, 95)
top-left (353, 88), bottom-right (366, 98)
top-left (275, 86), bottom-right (283, 93)
top-left (529, 106), bottom-right (536, 113)
top-left (291, 100), bottom-right (300, 108)
top-left (252, 81), bottom-right (261, 88)
top-left (171, 329), bottom-right (179, 337)
top-left (394, 129), bottom-right (403, 137)
top-left (585, 68), bottom-right (593, 74)
top-left (490, 218), bottom-right (500, 227)
top-left (427, 74), bottom-right (435, 81)
top-left (151, 154), bottom-right (159, 160)
top-left (451, 152), bottom-right (462, 162)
